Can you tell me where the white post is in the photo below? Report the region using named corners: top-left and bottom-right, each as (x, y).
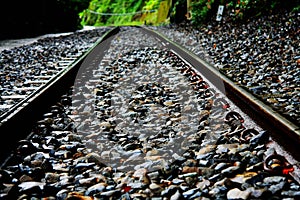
top-left (216, 5), bottom-right (224, 21)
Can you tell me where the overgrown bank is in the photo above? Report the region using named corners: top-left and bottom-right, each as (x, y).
top-left (1, 0), bottom-right (299, 40)
top-left (79, 0), bottom-right (172, 26)
top-left (80, 0), bottom-right (300, 27)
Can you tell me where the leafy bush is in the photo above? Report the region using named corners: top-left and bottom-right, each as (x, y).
top-left (188, 0), bottom-right (300, 26)
top-left (79, 0), bottom-right (172, 26)
top-left (79, 0), bottom-right (300, 27)
top-left (190, 0), bottom-right (215, 26)
top-left (170, 0), bottom-right (187, 23)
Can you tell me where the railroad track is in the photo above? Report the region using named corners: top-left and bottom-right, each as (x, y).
top-left (0, 27), bottom-right (117, 160)
top-left (0, 27), bottom-right (113, 117)
top-left (0, 26), bottom-right (299, 199)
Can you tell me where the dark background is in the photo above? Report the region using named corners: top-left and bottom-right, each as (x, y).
top-left (0, 0), bottom-right (90, 40)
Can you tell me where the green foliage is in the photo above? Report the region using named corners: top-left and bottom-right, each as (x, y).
top-left (227, 0), bottom-right (299, 21)
top-left (78, 0), bottom-right (300, 27)
top-left (190, 0), bottom-right (215, 26)
top-left (144, 0), bottom-right (161, 10)
top-left (188, 0), bottom-right (300, 26)
top-left (169, 0), bottom-right (187, 23)
top-left (79, 0), bottom-right (171, 26)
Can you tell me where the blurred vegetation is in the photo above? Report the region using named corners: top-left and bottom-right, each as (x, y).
top-left (80, 0), bottom-right (300, 27)
top-left (188, 0), bottom-right (300, 26)
top-left (79, 0), bottom-right (172, 26)
top-left (0, 0), bottom-right (299, 40)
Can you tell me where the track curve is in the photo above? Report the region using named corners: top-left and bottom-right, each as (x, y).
top-left (0, 26), bottom-right (299, 199)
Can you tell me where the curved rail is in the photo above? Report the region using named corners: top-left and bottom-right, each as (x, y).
top-left (0, 27), bottom-right (120, 164)
top-left (139, 26), bottom-right (300, 161)
top-left (0, 26), bottom-right (299, 194)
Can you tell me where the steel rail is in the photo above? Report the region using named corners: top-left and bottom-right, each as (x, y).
top-left (0, 27), bottom-right (120, 164)
top-left (139, 26), bottom-right (300, 158)
top-left (0, 26), bottom-right (299, 185)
